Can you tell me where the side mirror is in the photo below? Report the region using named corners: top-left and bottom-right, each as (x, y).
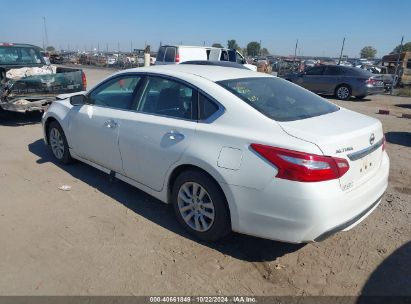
top-left (70, 94), bottom-right (88, 106)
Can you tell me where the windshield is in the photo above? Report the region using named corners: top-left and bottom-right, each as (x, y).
top-left (0, 46), bottom-right (45, 65)
top-left (218, 77), bottom-right (339, 122)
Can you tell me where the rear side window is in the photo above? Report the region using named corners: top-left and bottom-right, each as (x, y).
top-left (325, 66), bottom-right (345, 75)
top-left (136, 76), bottom-right (194, 120)
top-left (218, 77), bottom-right (339, 122)
top-left (305, 66), bottom-right (324, 75)
top-left (156, 47), bottom-right (166, 62)
top-left (165, 47), bottom-right (176, 62)
top-left (199, 93), bottom-right (219, 120)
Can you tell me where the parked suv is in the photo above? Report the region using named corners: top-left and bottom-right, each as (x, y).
top-left (156, 45), bottom-right (257, 71)
top-left (283, 65), bottom-right (385, 100)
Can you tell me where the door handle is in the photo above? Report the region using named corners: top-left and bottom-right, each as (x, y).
top-left (103, 120), bottom-right (118, 129)
top-left (166, 131), bottom-right (184, 140)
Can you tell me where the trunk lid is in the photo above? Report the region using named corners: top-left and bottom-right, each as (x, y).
top-left (278, 108), bottom-right (384, 191)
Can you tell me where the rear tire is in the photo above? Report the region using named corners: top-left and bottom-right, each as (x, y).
top-left (335, 85), bottom-right (352, 100)
top-left (171, 170), bottom-right (231, 242)
top-left (48, 121), bottom-right (73, 164)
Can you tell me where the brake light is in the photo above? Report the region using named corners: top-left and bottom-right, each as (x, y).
top-left (366, 79), bottom-right (379, 85)
top-left (175, 50), bottom-right (180, 63)
top-left (251, 144), bottom-right (349, 182)
top-left (382, 135), bottom-right (386, 151)
top-left (81, 72), bottom-right (87, 90)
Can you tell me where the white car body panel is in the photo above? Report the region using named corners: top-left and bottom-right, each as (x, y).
top-left (42, 65), bottom-right (389, 243)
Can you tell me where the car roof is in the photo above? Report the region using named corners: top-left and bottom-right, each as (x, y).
top-left (123, 64), bottom-right (268, 82)
top-left (180, 60), bottom-right (249, 70)
top-left (0, 42), bottom-right (41, 48)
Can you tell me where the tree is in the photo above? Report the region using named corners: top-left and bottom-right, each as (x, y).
top-left (227, 39), bottom-right (239, 50)
top-left (212, 43), bottom-right (223, 48)
top-left (261, 48), bottom-right (270, 56)
top-left (241, 48), bottom-right (248, 56)
top-left (392, 42), bottom-right (411, 54)
top-left (360, 46), bottom-right (377, 59)
top-left (247, 41), bottom-right (261, 57)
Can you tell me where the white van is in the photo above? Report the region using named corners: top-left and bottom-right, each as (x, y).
top-left (156, 45), bottom-right (257, 71)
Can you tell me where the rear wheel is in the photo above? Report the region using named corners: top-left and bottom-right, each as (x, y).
top-left (48, 121), bottom-right (72, 164)
top-left (171, 170), bottom-right (231, 242)
top-left (335, 85), bottom-right (352, 100)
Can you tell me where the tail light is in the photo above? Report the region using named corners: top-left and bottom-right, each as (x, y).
top-left (81, 72), bottom-right (87, 90)
top-left (175, 50), bottom-right (180, 63)
top-left (382, 135), bottom-right (386, 151)
top-left (251, 144), bottom-right (349, 182)
top-left (365, 78), bottom-right (379, 86)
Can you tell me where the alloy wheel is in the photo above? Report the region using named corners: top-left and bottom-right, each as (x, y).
top-left (337, 86), bottom-right (350, 100)
top-left (49, 127), bottom-right (65, 160)
top-left (177, 182), bottom-right (215, 232)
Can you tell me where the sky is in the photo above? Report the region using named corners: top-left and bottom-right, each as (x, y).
top-left (1, 0), bottom-right (410, 58)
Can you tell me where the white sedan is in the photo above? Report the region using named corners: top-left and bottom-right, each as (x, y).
top-left (42, 65), bottom-right (389, 243)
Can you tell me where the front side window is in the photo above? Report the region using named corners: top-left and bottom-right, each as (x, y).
top-left (218, 77), bottom-right (339, 122)
top-left (164, 47), bottom-right (176, 62)
top-left (136, 77), bottom-right (194, 119)
top-left (88, 76), bottom-right (141, 109)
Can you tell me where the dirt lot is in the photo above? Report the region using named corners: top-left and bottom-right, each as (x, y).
top-left (0, 66), bottom-right (410, 296)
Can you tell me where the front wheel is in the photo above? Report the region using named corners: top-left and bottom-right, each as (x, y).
top-left (335, 85), bottom-right (352, 100)
top-left (48, 121), bottom-right (72, 164)
top-left (172, 170), bottom-right (231, 242)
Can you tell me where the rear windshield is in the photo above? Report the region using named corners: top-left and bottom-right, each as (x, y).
top-left (0, 46), bottom-right (45, 65)
top-left (218, 77), bottom-right (339, 122)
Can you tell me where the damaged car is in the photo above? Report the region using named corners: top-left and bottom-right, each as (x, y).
top-left (0, 43), bottom-right (86, 113)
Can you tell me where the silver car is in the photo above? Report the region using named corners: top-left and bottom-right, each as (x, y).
top-left (284, 65), bottom-right (385, 100)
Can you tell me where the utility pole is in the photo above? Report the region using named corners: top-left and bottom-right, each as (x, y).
top-left (338, 37), bottom-right (346, 65)
top-left (131, 41), bottom-right (133, 53)
top-left (391, 36), bottom-right (404, 95)
top-left (293, 39), bottom-right (298, 71)
top-left (42, 17), bottom-right (49, 49)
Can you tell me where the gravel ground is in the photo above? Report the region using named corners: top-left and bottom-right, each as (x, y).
top-left (0, 66), bottom-right (410, 296)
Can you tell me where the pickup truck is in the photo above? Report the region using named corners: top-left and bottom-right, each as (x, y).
top-left (0, 43), bottom-right (86, 113)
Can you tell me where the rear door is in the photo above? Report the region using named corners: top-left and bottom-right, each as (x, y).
top-left (118, 75), bottom-right (197, 191)
top-left (322, 66), bottom-right (345, 94)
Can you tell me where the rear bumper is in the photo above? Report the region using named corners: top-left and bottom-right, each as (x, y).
top-left (0, 97), bottom-right (53, 113)
top-left (224, 151), bottom-right (389, 243)
top-left (353, 85), bottom-right (385, 97)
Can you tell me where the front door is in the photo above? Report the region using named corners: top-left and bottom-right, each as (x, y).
top-left (69, 74), bottom-right (142, 173)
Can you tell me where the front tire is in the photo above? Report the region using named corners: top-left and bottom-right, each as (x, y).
top-left (335, 85), bottom-right (352, 100)
top-left (171, 170), bottom-right (231, 242)
top-left (48, 121), bottom-right (72, 164)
